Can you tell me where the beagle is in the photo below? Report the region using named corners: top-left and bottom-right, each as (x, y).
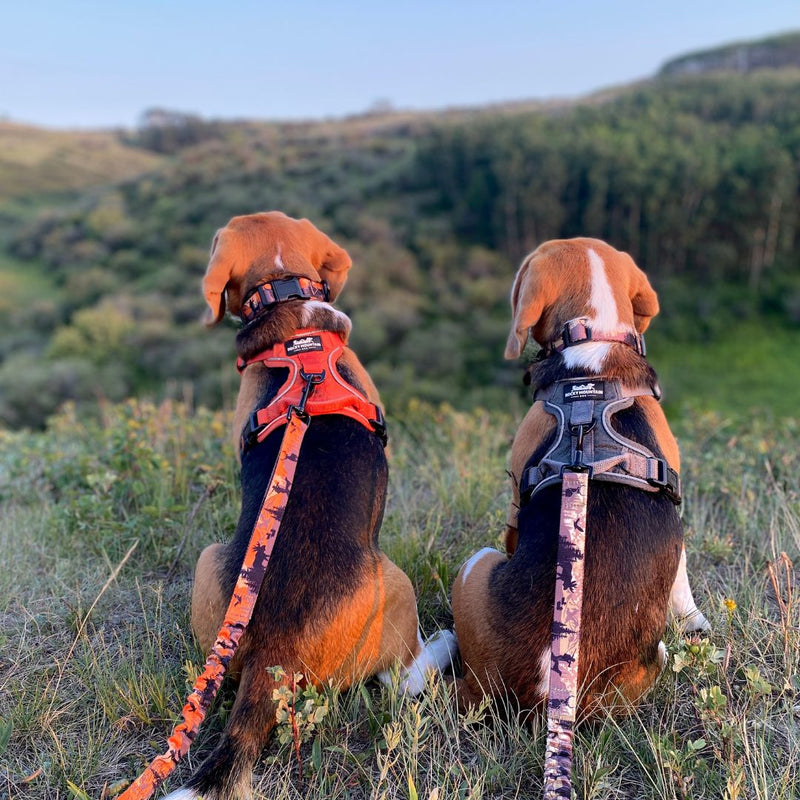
top-left (452, 238), bottom-right (709, 715)
top-left (167, 212), bottom-right (456, 800)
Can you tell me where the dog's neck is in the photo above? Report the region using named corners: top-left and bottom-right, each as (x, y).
top-left (527, 342), bottom-right (659, 395)
top-left (235, 300), bottom-right (352, 361)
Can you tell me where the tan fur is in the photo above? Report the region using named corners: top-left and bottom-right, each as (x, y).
top-left (505, 237), bottom-right (658, 359)
top-left (505, 400), bottom-right (558, 546)
top-left (190, 546), bottom-right (420, 690)
top-left (451, 549), bottom-right (506, 707)
top-left (191, 543), bottom-right (244, 677)
top-left (638, 397), bottom-right (680, 472)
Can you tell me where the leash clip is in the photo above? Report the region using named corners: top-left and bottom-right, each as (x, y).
top-left (565, 422), bottom-right (595, 475)
top-left (287, 369), bottom-right (326, 421)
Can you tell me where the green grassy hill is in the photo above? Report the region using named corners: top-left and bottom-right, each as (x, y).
top-left (0, 121), bottom-right (163, 202)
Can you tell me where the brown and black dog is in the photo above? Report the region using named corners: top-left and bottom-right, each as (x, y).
top-left (166, 212), bottom-right (456, 800)
top-left (452, 238), bottom-right (709, 715)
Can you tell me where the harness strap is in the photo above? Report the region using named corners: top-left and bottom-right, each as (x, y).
top-left (543, 469), bottom-right (589, 800)
top-left (237, 329), bottom-right (387, 453)
top-left (118, 412), bottom-right (309, 800)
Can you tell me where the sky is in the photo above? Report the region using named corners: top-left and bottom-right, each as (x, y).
top-left (2, 1), bottom-right (799, 129)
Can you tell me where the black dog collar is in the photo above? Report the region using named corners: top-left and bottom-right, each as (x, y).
top-left (240, 276), bottom-right (329, 327)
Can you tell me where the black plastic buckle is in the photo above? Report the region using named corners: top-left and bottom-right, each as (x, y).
top-left (287, 369), bottom-right (326, 421)
top-left (371, 405), bottom-right (388, 447)
top-left (271, 276), bottom-right (306, 302)
top-left (241, 410), bottom-right (267, 454)
top-left (519, 465), bottom-right (536, 505)
top-left (648, 458), bottom-right (682, 505)
top-left (565, 421), bottom-right (595, 475)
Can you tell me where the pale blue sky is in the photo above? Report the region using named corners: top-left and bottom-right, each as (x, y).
top-left (2, 1), bottom-right (798, 129)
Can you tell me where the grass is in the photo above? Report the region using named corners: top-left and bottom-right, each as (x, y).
top-left (0, 399), bottom-right (798, 799)
top-left (0, 121), bottom-right (163, 203)
top-left (648, 322), bottom-right (800, 420)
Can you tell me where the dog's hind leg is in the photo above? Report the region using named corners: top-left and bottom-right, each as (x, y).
top-left (190, 542), bottom-right (246, 678)
top-left (450, 548), bottom-right (507, 709)
top-left (670, 546), bottom-right (711, 633)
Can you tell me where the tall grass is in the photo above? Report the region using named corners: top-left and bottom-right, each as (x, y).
top-left (0, 400), bottom-right (797, 798)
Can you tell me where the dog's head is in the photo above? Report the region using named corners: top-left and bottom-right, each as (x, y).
top-left (201, 211), bottom-right (352, 326)
top-left (505, 238), bottom-right (659, 359)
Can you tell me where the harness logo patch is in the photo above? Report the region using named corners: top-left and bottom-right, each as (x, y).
top-left (285, 335), bottom-right (324, 355)
top-left (564, 381), bottom-right (606, 402)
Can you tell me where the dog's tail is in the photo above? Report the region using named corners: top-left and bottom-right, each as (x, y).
top-left (165, 666), bottom-right (282, 800)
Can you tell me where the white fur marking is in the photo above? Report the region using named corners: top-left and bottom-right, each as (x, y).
top-left (299, 300), bottom-right (352, 333)
top-left (162, 789), bottom-right (199, 800)
top-left (587, 248), bottom-right (620, 332)
top-left (670, 547), bottom-right (711, 632)
top-left (460, 547), bottom-right (497, 584)
top-left (536, 645), bottom-right (551, 698)
top-left (274, 246), bottom-right (285, 271)
top-left (377, 630), bottom-right (458, 695)
top-left (562, 248), bottom-right (628, 372)
top-left (658, 640), bottom-right (667, 671)
top-left (562, 341), bottom-right (612, 372)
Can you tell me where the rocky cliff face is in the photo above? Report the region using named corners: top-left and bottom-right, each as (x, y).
top-left (659, 32), bottom-right (800, 77)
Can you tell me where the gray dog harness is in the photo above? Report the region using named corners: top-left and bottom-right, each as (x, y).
top-left (519, 377), bottom-right (681, 506)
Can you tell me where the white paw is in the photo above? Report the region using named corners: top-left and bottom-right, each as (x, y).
top-left (658, 640), bottom-right (667, 672)
top-left (162, 789), bottom-right (199, 800)
top-left (677, 606), bottom-right (712, 634)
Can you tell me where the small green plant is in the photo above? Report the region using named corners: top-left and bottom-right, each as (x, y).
top-left (655, 735), bottom-right (708, 799)
top-left (671, 636), bottom-right (725, 676)
top-left (267, 666), bottom-right (330, 779)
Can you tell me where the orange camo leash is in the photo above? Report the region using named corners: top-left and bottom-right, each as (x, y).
top-left (118, 410), bottom-right (309, 800)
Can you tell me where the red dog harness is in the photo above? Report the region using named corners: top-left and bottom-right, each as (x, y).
top-left (236, 328), bottom-right (387, 453)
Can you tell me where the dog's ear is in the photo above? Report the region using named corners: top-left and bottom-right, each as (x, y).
top-left (202, 229), bottom-right (232, 326)
top-left (505, 252), bottom-right (555, 359)
top-left (629, 263), bottom-right (659, 333)
top-left (300, 219), bottom-right (352, 301)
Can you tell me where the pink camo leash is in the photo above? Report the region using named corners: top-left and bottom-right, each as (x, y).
top-left (543, 470), bottom-right (589, 800)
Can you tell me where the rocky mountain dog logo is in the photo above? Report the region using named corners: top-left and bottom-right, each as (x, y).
top-left (563, 381), bottom-right (606, 402)
top-left (285, 335), bottom-right (324, 355)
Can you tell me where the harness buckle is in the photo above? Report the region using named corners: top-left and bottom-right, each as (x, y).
top-left (271, 276), bottom-right (307, 302)
top-left (241, 410), bottom-right (267, 454)
top-left (287, 369), bottom-right (326, 421)
top-left (647, 458), bottom-right (682, 505)
top-left (370, 405), bottom-right (388, 447)
top-left (566, 421), bottom-right (595, 474)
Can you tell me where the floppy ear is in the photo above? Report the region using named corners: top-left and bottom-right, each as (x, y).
top-left (629, 265), bottom-right (659, 333)
top-left (303, 221), bottom-right (351, 301)
top-left (202, 229), bottom-right (231, 326)
top-left (505, 253), bottom-right (552, 359)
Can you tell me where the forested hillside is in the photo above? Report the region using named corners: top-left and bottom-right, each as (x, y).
top-left (2, 68), bottom-right (800, 427)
